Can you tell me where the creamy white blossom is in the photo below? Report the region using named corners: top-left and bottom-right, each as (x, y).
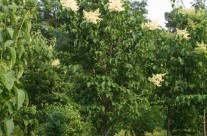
top-left (176, 28), bottom-right (190, 40)
top-left (108, 0), bottom-right (125, 12)
top-left (178, 7), bottom-right (196, 16)
top-left (142, 20), bottom-right (162, 30)
top-left (60, 0), bottom-right (79, 12)
top-left (178, 7), bottom-right (205, 17)
top-left (48, 46), bottom-right (54, 51)
top-left (52, 59), bottom-right (60, 66)
top-left (148, 73), bottom-right (166, 87)
top-left (83, 9), bottom-right (102, 24)
top-left (194, 41), bottom-right (207, 54)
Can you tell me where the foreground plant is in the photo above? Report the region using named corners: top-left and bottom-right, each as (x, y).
top-left (0, 0), bottom-right (37, 135)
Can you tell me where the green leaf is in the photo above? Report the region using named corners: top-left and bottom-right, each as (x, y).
top-left (0, 70), bottom-right (15, 90)
top-left (0, 30), bottom-right (3, 42)
top-left (25, 21), bottom-right (31, 33)
top-left (6, 101), bottom-right (15, 114)
top-left (11, 13), bottom-right (18, 25)
top-left (24, 91), bottom-right (29, 106)
top-left (0, 12), bottom-right (5, 22)
top-left (178, 57), bottom-right (184, 65)
top-left (17, 44), bottom-right (25, 59)
top-left (0, 88), bottom-right (2, 94)
top-left (30, 106), bottom-right (36, 115)
top-left (16, 60), bottom-right (24, 79)
top-left (0, 61), bottom-right (7, 72)
top-left (198, 95), bottom-right (203, 103)
top-left (198, 62), bottom-right (203, 67)
top-left (7, 28), bottom-right (14, 39)
top-left (4, 40), bottom-right (14, 48)
top-left (0, 127), bottom-right (2, 136)
top-left (15, 88), bottom-right (25, 110)
top-left (12, 29), bottom-right (19, 41)
top-left (175, 96), bottom-right (180, 103)
top-left (4, 118), bottom-right (14, 136)
top-left (11, 2), bottom-right (17, 13)
top-left (24, 120), bottom-right (29, 127)
top-left (0, 85), bottom-right (3, 94)
top-left (7, 47), bottom-right (16, 68)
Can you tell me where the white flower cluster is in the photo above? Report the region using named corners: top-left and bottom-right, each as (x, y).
top-left (176, 28), bottom-right (190, 40)
top-left (194, 41), bottom-right (207, 54)
top-left (148, 73), bottom-right (166, 87)
top-left (142, 20), bottom-right (162, 30)
top-left (108, 0), bottom-right (125, 12)
top-left (60, 0), bottom-right (126, 24)
top-left (83, 9), bottom-right (102, 24)
top-left (52, 59), bottom-right (60, 67)
top-left (178, 7), bottom-right (205, 17)
top-left (60, 0), bottom-right (79, 12)
top-left (178, 7), bottom-right (196, 16)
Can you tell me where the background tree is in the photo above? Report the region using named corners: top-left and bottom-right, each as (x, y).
top-left (150, 1), bottom-right (207, 135)
top-left (35, 0), bottom-right (60, 39)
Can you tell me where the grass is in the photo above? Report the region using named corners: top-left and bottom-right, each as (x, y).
top-left (115, 130), bottom-right (132, 136)
top-left (115, 128), bottom-right (166, 136)
top-left (145, 128), bottom-right (166, 136)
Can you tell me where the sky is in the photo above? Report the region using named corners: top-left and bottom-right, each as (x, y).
top-left (146, 0), bottom-right (194, 27)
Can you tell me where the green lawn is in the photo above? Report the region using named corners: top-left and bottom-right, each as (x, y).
top-left (115, 128), bottom-right (166, 136)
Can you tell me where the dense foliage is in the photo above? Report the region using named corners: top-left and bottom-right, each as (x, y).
top-left (0, 0), bottom-right (36, 135)
top-left (1, 0), bottom-right (207, 136)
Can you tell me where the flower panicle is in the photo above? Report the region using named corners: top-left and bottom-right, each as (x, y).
top-left (141, 20), bottom-right (162, 30)
top-left (108, 0), bottom-right (125, 12)
top-left (178, 7), bottom-right (196, 16)
top-left (52, 59), bottom-right (60, 67)
top-left (194, 41), bottom-right (207, 54)
top-left (60, 0), bottom-right (79, 12)
top-left (176, 28), bottom-right (190, 40)
top-left (178, 7), bottom-right (205, 17)
top-left (148, 73), bottom-right (166, 87)
top-left (83, 8), bottom-right (102, 24)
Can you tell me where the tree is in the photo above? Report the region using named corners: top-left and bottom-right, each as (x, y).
top-left (0, 0), bottom-right (37, 135)
top-left (150, 2), bottom-right (207, 135)
top-left (35, 0), bottom-right (60, 39)
top-left (56, 0), bottom-right (151, 135)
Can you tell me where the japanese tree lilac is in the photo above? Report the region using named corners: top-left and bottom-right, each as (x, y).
top-left (142, 20), bottom-right (162, 30)
top-left (108, 0), bottom-right (125, 12)
top-left (194, 41), bottom-right (207, 54)
top-left (178, 7), bottom-right (196, 16)
top-left (148, 73), bottom-right (166, 87)
top-left (52, 59), bottom-right (60, 66)
top-left (176, 28), bottom-right (190, 40)
top-left (83, 9), bottom-right (102, 24)
top-left (60, 0), bottom-right (79, 12)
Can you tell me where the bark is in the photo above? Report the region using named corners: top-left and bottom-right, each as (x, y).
top-left (167, 105), bottom-right (171, 136)
top-left (103, 98), bottom-right (110, 136)
top-left (111, 126), bottom-right (114, 136)
top-left (204, 108), bottom-right (206, 136)
top-left (104, 115), bottom-right (109, 136)
top-left (27, 125), bottom-right (31, 136)
top-left (104, 128), bottom-right (108, 136)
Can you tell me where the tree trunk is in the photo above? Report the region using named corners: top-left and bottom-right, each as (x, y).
top-left (103, 105), bottom-right (109, 136)
top-left (204, 108), bottom-right (206, 136)
top-left (104, 119), bottom-right (109, 136)
top-left (111, 126), bottom-right (114, 136)
top-left (104, 128), bottom-right (108, 136)
top-left (167, 105), bottom-right (171, 136)
top-left (27, 125), bottom-right (31, 136)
